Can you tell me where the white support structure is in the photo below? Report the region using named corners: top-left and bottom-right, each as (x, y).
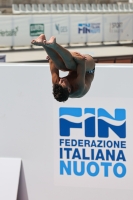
top-left (0, 158), bottom-right (28, 200)
top-left (38, 4), bottom-right (45, 13)
top-left (102, 4), bottom-right (108, 12)
top-left (62, 4), bottom-right (69, 12)
top-left (68, 3), bottom-right (75, 12)
top-left (129, 3), bottom-right (133, 11)
top-left (19, 4), bottom-right (26, 13)
top-left (74, 4), bottom-right (80, 13)
top-left (86, 4), bottom-right (92, 12)
top-left (118, 3), bottom-right (124, 12)
top-left (91, 3), bottom-right (98, 12)
top-left (44, 4), bottom-right (51, 13)
top-left (80, 4), bottom-right (86, 12)
top-left (56, 4), bottom-right (63, 13)
top-left (25, 4), bottom-right (32, 13)
top-left (11, 3), bottom-right (133, 15)
top-left (97, 4), bottom-right (103, 12)
top-left (123, 3), bottom-right (130, 12)
top-left (32, 4), bottom-right (39, 13)
top-left (12, 4), bottom-right (20, 14)
top-left (113, 4), bottom-right (119, 12)
top-left (51, 4), bottom-right (57, 13)
top-left (108, 4), bottom-right (113, 12)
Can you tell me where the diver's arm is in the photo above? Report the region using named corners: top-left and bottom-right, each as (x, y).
top-left (49, 59), bottom-right (60, 84)
top-left (73, 55), bottom-right (86, 88)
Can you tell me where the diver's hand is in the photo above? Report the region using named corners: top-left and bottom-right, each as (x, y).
top-left (46, 55), bottom-right (50, 61)
top-left (71, 52), bottom-right (86, 64)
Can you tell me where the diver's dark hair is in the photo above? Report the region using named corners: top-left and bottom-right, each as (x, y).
top-left (53, 84), bottom-right (69, 102)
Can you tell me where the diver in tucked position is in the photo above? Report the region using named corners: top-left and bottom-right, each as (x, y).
top-left (31, 34), bottom-right (95, 102)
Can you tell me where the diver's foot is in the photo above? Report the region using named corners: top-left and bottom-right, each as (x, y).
top-left (31, 34), bottom-right (46, 46)
top-left (46, 55), bottom-right (51, 61)
top-left (44, 36), bottom-right (56, 47)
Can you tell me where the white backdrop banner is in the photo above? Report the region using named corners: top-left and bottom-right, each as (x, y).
top-left (118, 14), bottom-right (133, 41)
top-left (52, 15), bottom-right (69, 44)
top-left (87, 14), bottom-right (103, 43)
top-left (32, 15), bottom-right (51, 42)
top-left (0, 16), bottom-right (13, 47)
top-left (103, 14), bottom-right (119, 42)
top-left (69, 14), bottom-right (87, 44)
top-left (13, 15), bottom-right (32, 47)
top-left (0, 14), bottom-right (133, 47)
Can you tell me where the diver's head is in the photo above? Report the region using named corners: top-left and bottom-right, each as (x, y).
top-left (53, 79), bottom-right (71, 102)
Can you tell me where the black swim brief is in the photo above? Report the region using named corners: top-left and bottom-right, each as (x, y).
top-left (86, 68), bottom-right (95, 74)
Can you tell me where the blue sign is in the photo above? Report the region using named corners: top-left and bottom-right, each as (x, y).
top-left (78, 23), bottom-right (100, 34)
top-left (59, 108), bottom-right (126, 138)
top-left (59, 107), bottom-right (127, 178)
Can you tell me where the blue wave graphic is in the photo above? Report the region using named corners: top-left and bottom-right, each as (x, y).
top-left (59, 107), bottom-right (82, 117)
top-left (60, 118), bottom-right (82, 136)
top-left (84, 108), bottom-right (95, 115)
top-left (59, 108), bottom-right (126, 138)
top-left (98, 108), bottom-right (126, 121)
top-left (98, 119), bottom-right (126, 138)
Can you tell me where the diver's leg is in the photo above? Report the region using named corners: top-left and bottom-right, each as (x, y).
top-left (31, 34), bottom-right (67, 70)
top-left (44, 46), bottom-right (67, 71)
top-left (44, 36), bottom-right (77, 70)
